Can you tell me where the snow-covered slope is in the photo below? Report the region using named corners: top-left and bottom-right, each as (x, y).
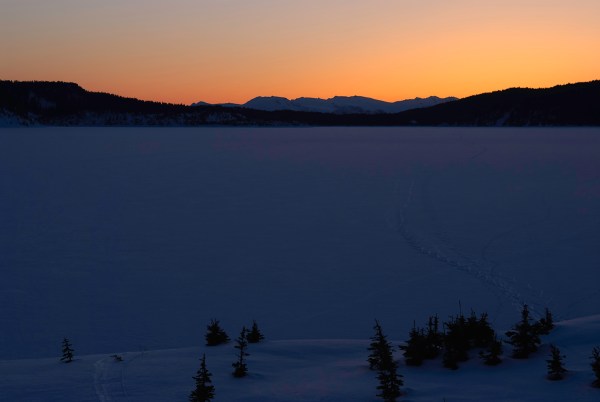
top-left (1, 126), bottom-right (600, 400)
top-left (2, 316), bottom-right (599, 401)
top-left (192, 95), bottom-right (458, 114)
top-left (1, 126), bottom-right (599, 365)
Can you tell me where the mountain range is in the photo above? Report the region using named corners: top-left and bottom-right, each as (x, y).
top-left (1, 80), bottom-right (599, 126)
top-left (192, 95), bottom-right (457, 114)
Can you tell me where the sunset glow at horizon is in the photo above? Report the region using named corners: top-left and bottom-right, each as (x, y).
top-left (2, 0), bottom-right (600, 105)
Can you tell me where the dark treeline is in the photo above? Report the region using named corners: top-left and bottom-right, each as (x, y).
top-left (395, 81), bottom-right (600, 126)
top-left (2, 79), bottom-right (600, 126)
top-left (0, 80), bottom-right (186, 114)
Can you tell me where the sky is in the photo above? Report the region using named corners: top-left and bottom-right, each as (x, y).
top-left (1, 0), bottom-right (599, 104)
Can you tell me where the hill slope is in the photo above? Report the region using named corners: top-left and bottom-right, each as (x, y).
top-left (393, 81), bottom-right (600, 126)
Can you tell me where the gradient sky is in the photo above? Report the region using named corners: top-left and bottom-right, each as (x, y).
top-left (1, 0), bottom-right (599, 104)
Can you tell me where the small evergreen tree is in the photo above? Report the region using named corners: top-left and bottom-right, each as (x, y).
top-left (369, 321), bottom-right (403, 401)
top-left (546, 344), bottom-right (567, 381)
top-left (442, 343), bottom-right (459, 370)
top-left (591, 347), bottom-right (600, 388)
top-left (472, 312), bottom-right (496, 348)
top-left (424, 315), bottom-right (443, 359)
top-left (205, 319), bottom-right (230, 346)
top-left (189, 354), bottom-right (215, 402)
top-left (60, 338), bottom-right (74, 363)
top-left (376, 358), bottom-right (403, 402)
top-left (232, 327), bottom-right (249, 377)
top-left (505, 304), bottom-right (540, 358)
top-left (368, 320), bottom-right (387, 370)
top-left (246, 320), bottom-right (265, 344)
top-left (464, 311), bottom-right (480, 346)
top-left (480, 335), bottom-right (503, 366)
top-left (400, 323), bottom-right (427, 366)
top-left (444, 314), bottom-right (469, 363)
top-left (536, 307), bottom-right (555, 335)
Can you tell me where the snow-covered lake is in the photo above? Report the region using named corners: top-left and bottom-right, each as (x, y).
top-left (1, 127), bottom-right (599, 360)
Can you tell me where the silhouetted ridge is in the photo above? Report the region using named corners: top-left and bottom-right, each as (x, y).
top-left (0, 80), bottom-right (187, 115)
top-left (2, 80), bottom-right (599, 126)
top-left (394, 81), bottom-right (600, 126)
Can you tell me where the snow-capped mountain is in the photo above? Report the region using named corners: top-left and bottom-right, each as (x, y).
top-left (192, 95), bottom-right (458, 114)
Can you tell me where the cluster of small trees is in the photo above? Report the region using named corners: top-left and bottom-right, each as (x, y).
top-left (366, 304), bottom-right (600, 401)
top-left (397, 305), bottom-right (556, 371)
top-left (189, 319), bottom-right (265, 402)
top-left (505, 305), bottom-right (553, 359)
top-left (396, 304), bottom-right (600, 385)
top-left (400, 309), bottom-right (503, 370)
top-left (505, 306), bottom-right (568, 381)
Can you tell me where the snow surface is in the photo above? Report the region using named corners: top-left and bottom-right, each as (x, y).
top-left (1, 126), bottom-right (600, 399)
top-left (1, 317), bottom-right (599, 401)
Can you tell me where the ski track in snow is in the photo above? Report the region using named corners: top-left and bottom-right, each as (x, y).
top-left (94, 356), bottom-right (120, 402)
top-left (94, 352), bottom-right (143, 402)
top-left (392, 172), bottom-right (549, 318)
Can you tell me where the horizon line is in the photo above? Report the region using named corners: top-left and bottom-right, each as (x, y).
top-left (3, 78), bottom-right (598, 107)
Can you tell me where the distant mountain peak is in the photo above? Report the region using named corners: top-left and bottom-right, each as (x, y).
top-left (192, 94), bottom-right (458, 114)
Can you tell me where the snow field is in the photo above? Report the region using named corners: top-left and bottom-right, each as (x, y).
top-left (0, 126), bottom-right (599, 400)
top-left (1, 316), bottom-right (599, 401)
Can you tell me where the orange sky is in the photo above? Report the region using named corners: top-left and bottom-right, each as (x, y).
top-left (1, 0), bottom-right (599, 104)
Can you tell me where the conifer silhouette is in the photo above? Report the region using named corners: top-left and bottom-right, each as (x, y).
top-left (400, 323), bottom-right (427, 366)
top-left (444, 314), bottom-right (469, 363)
top-left (535, 307), bottom-right (555, 335)
top-left (470, 312), bottom-right (496, 348)
top-left (232, 327), bottom-right (250, 377)
top-left (368, 320), bottom-right (387, 370)
top-left (590, 347), bottom-right (600, 387)
top-left (546, 344), bottom-right (567, 381)
top-left (189, 354), bottom-right (215, 402)
top-left (368, 320), bottom-right (403, 401)
top-left (505, 304), bottom-right (540, 358)
top-left (60, 338), bottom-right (74, 363)
top-left (205, 319), bottom-right (230, 346)
top-left (376, 359), bottom-right (403, 402)
top-left (480, 335), bottom-right (503, 366)
top-left (424, 315), bottom-right (443, 359)
top-left (246, 320), bottom-right (265, 344)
